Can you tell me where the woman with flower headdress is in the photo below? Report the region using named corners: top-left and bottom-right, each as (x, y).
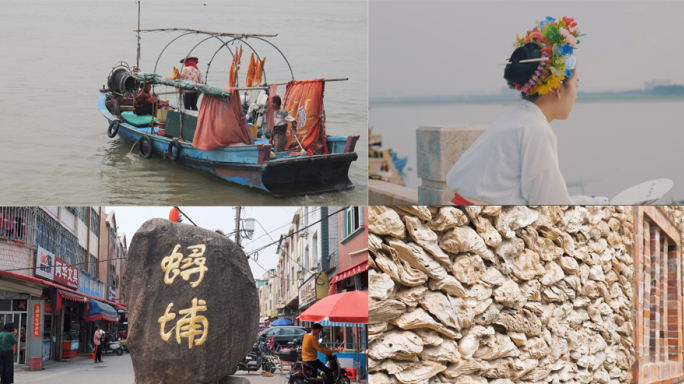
top-left (446, 17), bottom-right (608, 205)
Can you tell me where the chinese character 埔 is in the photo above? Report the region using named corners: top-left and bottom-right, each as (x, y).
top-left (157, 298), bottom-right (208, 349)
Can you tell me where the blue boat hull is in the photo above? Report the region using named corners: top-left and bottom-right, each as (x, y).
top-left (98, 93), bottom-right (357, 197)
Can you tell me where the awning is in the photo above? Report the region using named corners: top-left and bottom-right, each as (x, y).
top-left (85, 300), bottom-right (118, 323)
top-left (42, 280), bottom-right (124, 311)
top-left (319, 317), bottom-right (363, 328)
top-left (0, 270), bottom-right (45, 297)
top-left (329, 260), bottom-right (368, 285)
top-left (56, 290), bottom-right (89, 313)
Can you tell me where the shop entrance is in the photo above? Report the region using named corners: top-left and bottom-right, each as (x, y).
top-left (0, 299), bottom-right (29, 365)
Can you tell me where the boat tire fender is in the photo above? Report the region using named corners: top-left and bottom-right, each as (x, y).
top-left (107, 120), bottom-right (120, 138)
top-left (137, 135), bottom-right (154, 159)
top-left (168, 140), bottom-right (181, 162)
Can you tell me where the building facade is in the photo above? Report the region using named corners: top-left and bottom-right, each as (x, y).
top-left (329, 206), bottom-right (368, 294)
top-left (0, 206), bottom-right (127, 367)
top-left (634, 207), bottom-right (684, 384)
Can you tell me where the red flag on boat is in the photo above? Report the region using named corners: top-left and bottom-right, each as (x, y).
top-left (254, 57), bottom-right (265, 85)
top-left (229, 59), bottom-right (237, 88)
top-left (283, 79), bottom-right (328, 155)
top-left (245, 53), bottom-right (255, 88)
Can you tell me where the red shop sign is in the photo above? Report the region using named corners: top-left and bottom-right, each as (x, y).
top-left (33, 304), bottom-right (41, 337)
top-left (54, 256), bottom-right (79, 289)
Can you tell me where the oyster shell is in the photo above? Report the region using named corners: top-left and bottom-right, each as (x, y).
top-left (369, 206), bottom-right (406, 239)
top-left (429, 207), bottom-right (469, 231)
top-left (440, 226), bottom-right (495, 261)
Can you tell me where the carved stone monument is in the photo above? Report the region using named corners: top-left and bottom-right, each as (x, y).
top-left (127, 219), bottom-right (259, 384)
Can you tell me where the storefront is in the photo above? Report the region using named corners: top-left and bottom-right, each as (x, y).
top-left (317, 318), bottom-right (367, 380)
top-left (31, 247), bottom-right (122, 360)
top-left (0, 270), bottom-right (47, 367)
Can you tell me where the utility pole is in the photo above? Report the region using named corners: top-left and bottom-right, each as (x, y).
top-left (235, 206), bottom-right (242, 247)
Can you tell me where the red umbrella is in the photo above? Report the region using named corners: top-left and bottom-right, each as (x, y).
top-left (299, 290), bottom-right (368, 323)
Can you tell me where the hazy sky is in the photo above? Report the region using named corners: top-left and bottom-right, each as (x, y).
top-left (370, 1), bottom-right (684, 97)
top-left (106, 206), bottom-right (298, 280)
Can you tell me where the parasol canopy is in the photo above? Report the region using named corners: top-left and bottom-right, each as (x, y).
top-left (270, 318), bottom-right (293, 326)
top-left (300, 290), bottom-right (368, 323)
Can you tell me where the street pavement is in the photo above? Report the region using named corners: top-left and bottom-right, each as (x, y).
top-left (15, 354), bottom-right (135, 384)
top-left (14, 353), bottom-right (292, 384)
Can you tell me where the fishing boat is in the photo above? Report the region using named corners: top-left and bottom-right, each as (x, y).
top-left (367, 127), bottom-right (407, 172)
top-left (367, 126), bottom-right (407, 186)
top-left (98, 25), bottom-right (359, 198)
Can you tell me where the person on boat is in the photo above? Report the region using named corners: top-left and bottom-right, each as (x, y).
top-left (270, 95), bottom-right (297, 152)
top-left (378, 160), bottom-right (392, 182)
top-left (133, 83), bottom-right (157, 116)
top-left (446, 16), bottom-right (608, 205)
top-left (180, 56), bottom-right (203, 111)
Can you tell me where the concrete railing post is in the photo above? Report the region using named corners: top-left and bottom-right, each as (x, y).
top-left (416, 125), bottom-right (487, 205)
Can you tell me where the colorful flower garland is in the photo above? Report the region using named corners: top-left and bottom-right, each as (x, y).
top-left (507, 16), bottom-right (584, 97)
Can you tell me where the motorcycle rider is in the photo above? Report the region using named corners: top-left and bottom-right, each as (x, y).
top-left (302, 323), bottom-right (334, 384)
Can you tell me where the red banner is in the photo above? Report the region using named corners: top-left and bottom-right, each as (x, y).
top-left (283, 79), bottom-right (328, 155)
top-left (33, 304), bottom-right (40, 337)
top-left (54, 256), bottom-right (79, 289)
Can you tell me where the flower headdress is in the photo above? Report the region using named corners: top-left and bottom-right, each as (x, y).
top-left (506, 16), bottom-right (584, 96)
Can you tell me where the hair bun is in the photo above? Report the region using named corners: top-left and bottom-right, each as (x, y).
top-left (503, 42), bottom-right (542, 85)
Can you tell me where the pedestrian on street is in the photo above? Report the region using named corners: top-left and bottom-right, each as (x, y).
top-left (0, 322), bottom-right (18, 383)
top-left (93, 326), bottom-right (104, 363)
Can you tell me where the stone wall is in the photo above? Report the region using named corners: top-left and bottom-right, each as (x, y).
top-left (0, 242), bottom-right (32, 276)
top-left (368, 206), bottom-right (636, 384)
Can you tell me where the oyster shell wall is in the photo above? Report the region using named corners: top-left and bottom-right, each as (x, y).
top-left (368, 206), bottom-right (636, 384)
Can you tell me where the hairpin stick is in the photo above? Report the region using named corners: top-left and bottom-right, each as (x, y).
top-left (496, 57), bottom-right (549, 66)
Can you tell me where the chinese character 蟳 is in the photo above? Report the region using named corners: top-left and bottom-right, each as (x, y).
top-left (160, 244), bottom-right (208, 287)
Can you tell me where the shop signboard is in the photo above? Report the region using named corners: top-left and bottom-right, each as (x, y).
top-left (35, 247), bottom-right (54, 280)
top-left (45, 301), bottom-right (53, 315)
top-left (299, 274), bottom-right (317, 309)
top-left (109, 287), bottom-right (116, 301)
top-left (54, 256), bottom-right (79, 289)
top-left (33, 304), bottom-right (41, 337)
top-left (79, 271), bottom-right (105, 299)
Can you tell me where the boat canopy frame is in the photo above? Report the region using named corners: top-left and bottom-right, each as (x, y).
top-left (143, 29), bottom-right (294, 88)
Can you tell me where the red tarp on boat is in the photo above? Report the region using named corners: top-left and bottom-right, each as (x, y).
top-left (283, 79), bottom-right (328, 155)
top-left (193, 88), bottom-right (254, 150)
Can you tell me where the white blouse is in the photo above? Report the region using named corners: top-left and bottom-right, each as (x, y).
top-left (446, 100), bottom-right (606, 205)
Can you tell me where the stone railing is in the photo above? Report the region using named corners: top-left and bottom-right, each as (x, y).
top-left (367, 125), bottom-right (487, 205)
top-left (416, 125), bottom-right (486, 205)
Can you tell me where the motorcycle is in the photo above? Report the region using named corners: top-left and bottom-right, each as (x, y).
top-left (288, 354), bottom-right (350, 384)
top-left (232, 343), bottom-right (278, 375)
top-left (103, 339), bottom-right (124, 356)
